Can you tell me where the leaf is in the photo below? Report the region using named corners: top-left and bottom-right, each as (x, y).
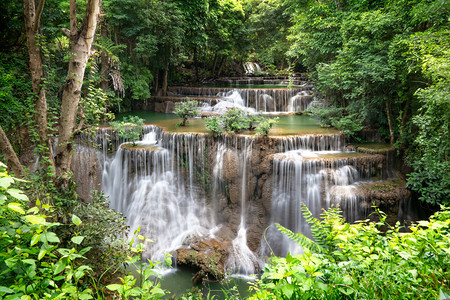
top-left (53, 259), bottom-right (67, 275)
top-left (151, 287), bottom-right (165, 298)
top-left (7, 188), bottom-right (28, 201)
top-left (0, 286), bottom-right (15, 294)
top-left (25, 215), bottom-right (46, 225)
top-left (268, 273), bottom-right (284, 280)
top-left (106, 284), bottom-right (122, 291)
top-left (72, 214), bottom-right (82, 226)
top-left (8, 203), bottom-right (25, 214)
top-left (45, 232), bottom-right (60, 244)
top-left (71, 236), bottom-right (85, 245)
top-left (281, 284), bottom-right (294, 298)
top-left (31, 234), bottom-right (41, 246)
top-left (38, 249), bottom-right (46, 261)
top-left (0, 176), bottom-right (14, 189)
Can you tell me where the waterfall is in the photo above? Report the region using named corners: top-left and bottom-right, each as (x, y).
top-left (261, 143), bottom-right (369, 258)
top-left (73, 124), bottom-right (398, 277)
top-left (225, 137), bottom-right (262, 276)
top-left (102, 131), bottom-right (215, 262)
top-left (170, 86), bottom-right (313, 113)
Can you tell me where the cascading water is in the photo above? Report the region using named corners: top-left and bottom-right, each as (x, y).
top-left (261, 138), bottom-right (370, 258)
top-left (169, 86), bottom-right (314, 113)
top-left (102, 129), bottom-right (216, 263)
top-left (224, 137), bottom-right (262, 276)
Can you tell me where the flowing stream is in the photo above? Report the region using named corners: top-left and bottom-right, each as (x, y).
top-left (73, 77), bottom-right (406, 283)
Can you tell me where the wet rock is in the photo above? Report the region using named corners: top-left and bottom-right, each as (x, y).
top-left (223, 150), bottom-right (239, 182)
top-left (176, 237), bottom-right (229, 283)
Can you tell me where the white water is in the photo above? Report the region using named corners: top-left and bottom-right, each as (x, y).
top-left (261, 145), bottom-right (366, 257)
top-left (225, 138), bottom-right (262, 275)
top-left (243, 62), bottom-right (262, 75)
top-left (102, 131), bottom-right (215, 262)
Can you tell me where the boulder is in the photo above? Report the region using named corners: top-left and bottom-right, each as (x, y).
top-left (176, 237), bottom-right (230, 283)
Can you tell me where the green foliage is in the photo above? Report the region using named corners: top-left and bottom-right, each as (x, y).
top-left (404, 29), bottom-right (450, 205)
top-left (255, 117), bottom-right (279, 136)
top-left (0, 162), bottom-right (168, 299)
top-left (106, 228), bottom-right (169, 299)
top-left (0, 162), bottom-right (94, 299)
top-left (81, 83), bottom-right (115, 125)
top-left (110, 116), bottom-right (144, 146)
top-left (206, 109), bottom-right (278, 137)
top-left (174, 99), bottom-right (199, 126)
top-left (205, 115), bottom-right (225, 137)
top-left (0, 53), bottom-right (33, 132)
top-left (251, 205), bottom-right (450, 299)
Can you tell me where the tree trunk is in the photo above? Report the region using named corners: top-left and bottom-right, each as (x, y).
top-left (162, 60), bottom-right (169, 97)
top-left (154, 71), bottom-right (159, 95)
top-left (23, 0), bottom-right (53, 166)
top-left (217, 56), bottom-right (226, 77)
top-left (0, 125), bottom-right (25, 178)
top-left (385, 99), bottom-right (395, 145)
top-left (194, 47), bottom-right (199, 83)
top-left (55, 0), bottom-right (101, 181)
top-left (100, 18), bottom-right (109, 91)
top-left (212, 54), bottom-right (218, 77)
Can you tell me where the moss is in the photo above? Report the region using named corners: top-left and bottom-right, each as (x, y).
top-left (352, 142), bottom-right (395, 154)
top-left (363, 178), bottom-right (405, 192)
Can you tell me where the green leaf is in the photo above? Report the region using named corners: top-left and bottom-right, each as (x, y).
top-left (31, 234), bottom-right (41, 246)
top-left (8, 203), bottom-right (25, 214)
top-left (268, 273), bottom-right (284, 280)
top-left (7, 188), bottom-right (28, 201)
top-left (281, 284), bottom-right (295, 298)
top-left (25, 215), bottom-right (46, 225)
top-left (38, 249), bottom-right (46, 261)
top-left (106, 284), bottom-right (122, 291)
top-left (72, 214), bottom-right (82, 226)
top-left (71, 236), bottom-right (85, 245)
top-left (53, 259), bottom-right (67, 275)
top-left (0, 286), bottom-right (15, 294)
top-left (0, 176), bottom-right (14, 189)
top-left (45, 232), bottom-right (60, 244)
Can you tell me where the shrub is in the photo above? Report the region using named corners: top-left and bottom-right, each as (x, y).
top-left (255, 117), bottom-right (279, 136)
top-left (110, 115), bottom-right (144, 146)
top-left (174, 98), bottom-right (199, 126)
top-left (205, 108), bottom-right (278, 136)
top-left (251, 204), bottom-right (450, 299)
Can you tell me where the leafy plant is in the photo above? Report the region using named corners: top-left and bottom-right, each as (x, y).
top-left (110, 116), bottom-right (144, 146)
top-left (174, 98), bottom-right (199, 126)
top-left (205, 108), bottom-right (278, 136)
top-left (255, 117), bottom-right (278, 136)
top-left (251, 204), bottom-right (450, 299)
top-left (106, 227), bottom-right (169, 299)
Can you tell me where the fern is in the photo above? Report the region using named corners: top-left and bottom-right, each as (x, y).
top-left (277, 203), bottom-right (344, 255)
top-left (275, 223), bottom-right (325, 254)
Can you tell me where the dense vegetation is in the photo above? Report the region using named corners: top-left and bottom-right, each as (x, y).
top-left (0, 0), bottom-right (448, 299)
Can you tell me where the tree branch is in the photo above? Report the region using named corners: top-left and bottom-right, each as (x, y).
top-left (70, 0), bottom-right (78, 40)
top-left (32, 0), bottom-right (46, 33)
top-left (61, 28), bottom-right (71, 37)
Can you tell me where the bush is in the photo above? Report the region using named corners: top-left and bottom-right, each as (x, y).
top-left (255, 117), bottom-right (279, 136)
top-left (250, 205), bottom-right (450, 299)
top-left (174, 98), bottom-right (199, 126)
top-left (205, 108), bottom-right (278, 136)
top-left (110, 116), bottom-right (144, 146)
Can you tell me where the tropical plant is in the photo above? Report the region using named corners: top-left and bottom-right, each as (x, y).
top-left (110, 116), bottom-right (144, 146)
top-left (251, 204), bottom-right (450, 299)
top-left (174, 98), bottom-right (199, 126)
top-left (255, 117), bottom-right (279, 136)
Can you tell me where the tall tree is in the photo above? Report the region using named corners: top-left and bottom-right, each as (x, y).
top-left (23, 0), bottom-right (53, 165)
top-left (55, 0), bottom-right (101, 181)
top-left (0, 125), bottom-right (25, 178)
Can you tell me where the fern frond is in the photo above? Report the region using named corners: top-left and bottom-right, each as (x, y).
top-left (275, 223), bottom-right (325, 254)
